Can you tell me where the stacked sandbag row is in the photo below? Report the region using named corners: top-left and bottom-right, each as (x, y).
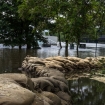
top-left (22, 56), bottom-right (105, 76)
top-left (21, 56), bottom-right (80, 76)
top-left (0, 73), bottom-right (71, 105)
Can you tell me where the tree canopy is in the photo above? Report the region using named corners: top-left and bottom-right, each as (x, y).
top-left (0, 0), bottom-right (105, 51)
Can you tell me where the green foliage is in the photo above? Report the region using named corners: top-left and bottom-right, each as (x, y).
top-left (0, 0), bottom-right (24, 46)
top-left (0, 0), bottom-right (105, 50)
top-left (0, 0), bottom-right (47, 49)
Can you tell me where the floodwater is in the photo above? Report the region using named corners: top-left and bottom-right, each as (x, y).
top-left (68, 77), bottom-right (105, 105)
top-left (0, 43), bottom-right (105, 105)
top-left (0, 43), bottom-right (105, 73)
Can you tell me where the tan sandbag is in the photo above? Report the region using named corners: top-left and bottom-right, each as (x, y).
top-left (53, 56), bottom-right (69, 63)
top-left (0, 73), bottom-right (34, 91)
top-left (52, 60), bottom-right (65, 67)
top-left (40, 94), bottom-right (53, 105)
top-left (32, 77), bottom-right (60, 92)
top-left (45, 62), bottom-right (64, 71)
top-left (91, 60), bottom-right (101, 68)
top-left (50, 76), bottom-right (67, 85)
top-left (35, 67), bottom-right (50, 77)
top-left (56, 80), bottom-right (69, 92)
top-left (56, 91), bottom-right (71, 102)
top-left (22, 60), bottom-right (28, 68)
top-left (76, 59), bottom-right (90, 70)
top-left (31, 96), bottom-right (44, 105)
top-left (42, 96), bottom-right (53, 105)
top-left (43, 69), bottom-right (64, 77)
top-left (67, 57), bottom-right (81, 63)
top-left (85, 57), bottom-right (95, 62)
top-left (31, 78), bottom-right (54, 92)
top-left (45, 57), bottom-right (54, 61)
top-left (61, 99), bottom-right (71, 105)
top-left (42, 91), bottom-right (62, 105)
top-left (36, 67), bottom-right (64, 77)
top-left (0, 77), bottom-right (35, 105)
top-left (28, 59), bottom-right (45, 65)
top-left (0, 73), bottom-right (28, 84)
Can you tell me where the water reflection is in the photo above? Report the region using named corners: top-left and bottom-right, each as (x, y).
top-left (98, 48), bottom-right (105, 56)
top-left (68, 78), bottom-right (105, 105)
top-left (0, 44), bottom-right (105, 73)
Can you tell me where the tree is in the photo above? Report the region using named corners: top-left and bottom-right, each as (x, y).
top-left (63, 0), bottom-right (105, 57)
top-left (1, 0), bottom-right (104, 53)
top-left (0, 0), bottom-right (47, 49)
top-left (0, 0), bottom-right (26, 49)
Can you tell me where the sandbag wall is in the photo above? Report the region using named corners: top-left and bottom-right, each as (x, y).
top-left (0, 56), bottom-right (104, 105)
top-left (22, 56), bottom-right (105, 105)
top-left (21, 56), bottom-right (73, 105)
top-left (18, 55), bottom-right (105, 105)
top-left (22, 56), bottom-right (105, 77)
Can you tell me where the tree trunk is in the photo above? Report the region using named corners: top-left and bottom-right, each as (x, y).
top-left (76, 44), bottom-right (79, 57)
top-left (65, 48), bottom-right (68, 57)
top-left (95, 39), bottom-right (98, 57)
top-left (65, 40), bottom-right (68, 57)
top-left (27, 44), bottom-right (31, 49)
top-left (76, 39), bottom-right (80, 57)
top-left (58, 48), bottom-right (61, 56)
top-left (65, 39), bottom-right (68, 49)
top-left (58, 32), bottom-right (62, 49)
top-left (19, 45), bottom-right (21, 49)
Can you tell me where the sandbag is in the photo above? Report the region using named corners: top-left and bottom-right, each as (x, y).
top-left (0, 77), bottom-right (35, 105)
top-left (0, 73), bottom-right (34, 91)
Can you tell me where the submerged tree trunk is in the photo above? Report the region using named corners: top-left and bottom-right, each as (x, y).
top-left (65, 39), bottom-right (68, 50)
top-left (76, 39), bottom-right (80, 57)
top-left (58, 32), bottom-right (62, 49)
top-left (95, 43), bottom-right (97, 57)
top-left (58, 48), bottom-right (61, 56)
top-left (76, 44), bottom-right (79, 57)
top-left (19, 45), bottom-right (21, 49)
top-left (65, 39), bottom-right (68, 57)
top-left (27, 44), bottom-right (31, 49)
top-left (65, 47), bottom-right (68, 57)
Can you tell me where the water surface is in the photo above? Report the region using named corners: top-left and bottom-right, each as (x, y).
top-left (68, 78), bottom-right (105, 105)
top-left (0, 43), bottom-right (105, 73)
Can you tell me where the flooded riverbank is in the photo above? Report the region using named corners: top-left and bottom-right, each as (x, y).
top-left (0, 43), bottom-right (105, 73)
